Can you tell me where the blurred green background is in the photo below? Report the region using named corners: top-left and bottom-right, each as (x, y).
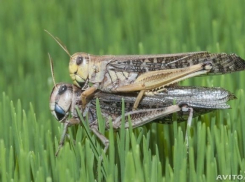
top-left (1, 0), bottom-right (245, 181)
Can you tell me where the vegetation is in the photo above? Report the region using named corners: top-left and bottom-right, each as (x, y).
top-left (0, 0), bottom-right (245, 181)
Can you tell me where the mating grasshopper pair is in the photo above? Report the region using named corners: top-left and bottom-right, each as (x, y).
top-left (46, 31), bottom-right (245, 155)
top-left (45, 30), bottom-right (245, 110)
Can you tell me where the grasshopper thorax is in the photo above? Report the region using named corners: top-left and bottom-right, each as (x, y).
top-left (50, 83), bottom-right (73, 122)
top-left (69, 52), bottom-right (90, 88)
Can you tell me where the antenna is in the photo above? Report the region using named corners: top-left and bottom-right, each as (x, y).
top-left (44, 30), bottom-right (71, 57)
top-left (48, 53), bottom-right (57, 88)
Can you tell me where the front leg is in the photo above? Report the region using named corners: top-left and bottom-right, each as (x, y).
top-left (81, 83), bottom-right (99, 108)
top-left (55, 118), bottom-right (80, 156)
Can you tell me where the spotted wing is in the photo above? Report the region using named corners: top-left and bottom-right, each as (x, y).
top-left (108, 52), bottom-right (245, 75)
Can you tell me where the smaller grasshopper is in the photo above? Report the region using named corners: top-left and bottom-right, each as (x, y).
top-left (45, 30), bottom-right (245, 109)
top-left (50, 83), bottom-right (235, 156)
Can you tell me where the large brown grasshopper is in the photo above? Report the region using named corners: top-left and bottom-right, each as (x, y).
top-left (45, 31), bottom-right (245, 109)
top-left (50, 83), bottom-right (235, 156)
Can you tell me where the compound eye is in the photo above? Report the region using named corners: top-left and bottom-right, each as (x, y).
top-left (76, 56), bottom-right (83, 65)
top-left (54, 104), bottom-right (66, 121)
top-left (58, 85), bottom-right (67, 95)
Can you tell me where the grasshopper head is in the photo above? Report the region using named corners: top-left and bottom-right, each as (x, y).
top-left (69, 52), bottom-right (90, 88)
top-left (50, 83), bottom-right (73, 122)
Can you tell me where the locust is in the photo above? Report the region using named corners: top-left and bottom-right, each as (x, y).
top-left (45, 30), bottom-right (245, 109)
top-left (50, 83), bottom-right (235, 156)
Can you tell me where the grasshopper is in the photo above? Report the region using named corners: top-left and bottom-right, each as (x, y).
top-left (45, 30), bottom-right (245, 109)
top-left (50, 83), bottom-right (235, 156)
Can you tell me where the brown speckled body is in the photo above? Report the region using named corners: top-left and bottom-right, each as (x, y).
top-left (50, 83), bottom-right (235, 127)
top-left (69, 51), bottom-right (245, 91)
top-left (50, 83), bottom-right (235, 155)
